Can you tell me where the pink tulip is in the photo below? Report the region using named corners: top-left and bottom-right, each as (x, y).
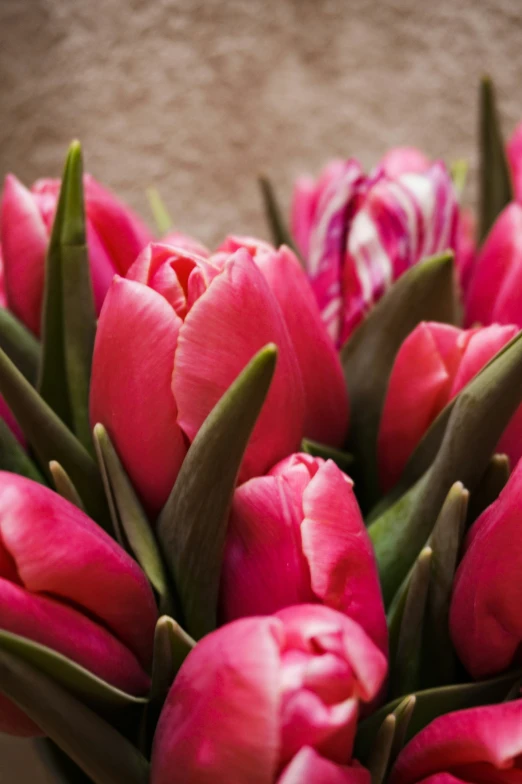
top-left (378, 321), bottom-right (520, 492)
top-left (90, 243), bottom-right (305, 516)
top-left (450, 457), bottom-right (522, 679)
top-left (220, 453), bottom-right (387, 656)
top-left (389, 701), bottom-right (522, 783)
top-left (379, 146), bottom-right (432, 178)
top-left (465, 203), bottom-right (522, 328)
top-left (507, 120), bottom-right (522, 203)
top-left (0, 247), bottom-right (24, 443)
top-left (278, 748), bottom-right (370, 784)
top-left (0, 473), bottom-right (157, 736)
top-left (162, 231), bottom-right (210, 258)
top-left (151, 605), bottom-right (387, 784)
top-left (215, 237), bottom-right (349, 446)
top-left (291, 159), bottom-right (459, 346)
top-left (0, 173), bottom-right (152, 335)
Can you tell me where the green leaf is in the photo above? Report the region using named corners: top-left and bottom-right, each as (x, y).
top-left (39, 141), bottom-right (97, 453)
top-left (479, 76), bottom-right (513, 244)
top-left (0, 307), bottom-right (40, 384)
top-left (467, 453), bottom-right (510, 528)
top-left (0, 647), bottom-right (150, 784)
top-left (0, 346), bottom-right (111, 529)
top-left (422, 482), bottom-right (468, 687)
top-left (50, 460), bottom-right (86, 511)
top-left (389, 696), bottom-right (416, 766)
top-left (301, 438), bottom-right (353, 472)
top-left (369, 330), bottom-right (522, 606)
top-left (94, 424), bottom-right (175, 615)
top-left (0, 418), bottom-right (45, 482)
top-left (146, 187), bottom-right (172, 234)
top-left (258, 175), bottom-right (302, 259)
top-left (0, 630), bottom-right (146, 716)
top-left (389, 548), bottom-right (432, 698)
top-left (366, 714), bottom-right (395, 784)
top-left (341, 252), bottom-right (458, 512)
top-left (157, 344), bottom-right (277, 639)
top-left (355, 669), bottom-right (522, 761)
top-left (35, 739), bottom-right (93, 784)
top-left (450, 159), bottom-right (468, 200)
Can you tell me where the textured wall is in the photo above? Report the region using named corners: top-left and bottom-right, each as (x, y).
top-left (1, 0), bottom-right (522, 780)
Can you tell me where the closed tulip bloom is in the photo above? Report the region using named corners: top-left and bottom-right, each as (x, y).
top-left (0, 173), bottom-right (152, 335)
top-left (216, 237), bottom-right (349, 446)
top-left (450, 458), bottom-right (522, 679)
top-left (378, 321), bottom-right (520, 492)
top-left (465, 203), bottom-right (522, 328)
top-left (151, 605), bottom-right (387, 784)
top-left (220, 453), bottom-right (387, 656)
top-left (90, 243), bottom-right (305, 516)
top-left (0, 473), bottom-right (158, 736)
top-left (291, 159), bottom-right (458, 346)
top-left (389, 701), bottom-right (522, 784)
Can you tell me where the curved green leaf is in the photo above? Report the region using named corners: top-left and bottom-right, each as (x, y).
top-left (258, 175), bottom-right (302, 259)
top-left (467, 453), bottom-right (510, 528)
top-left (157, 344), bottom-right (277, 639)
top-left (366, 714), bottom-right (395, 784)
top-left (341, 252), bottom-right (458, 512)
top-left (301, 438), bottom-right (353, 473)
top-left (0, 307), bottom-right (40, 383)
top-left (50, 460), bottom-right (86, 511)
top-left (35, 739), bottom-right (94, 784)
top-left (0, 418), bottom-right (45, 483)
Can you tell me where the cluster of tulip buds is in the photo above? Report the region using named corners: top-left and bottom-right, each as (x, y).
top-left (0, 76), bottom-right (521, 784)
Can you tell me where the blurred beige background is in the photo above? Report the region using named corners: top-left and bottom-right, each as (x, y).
top-left (1, 0), bottom-right (522, 780)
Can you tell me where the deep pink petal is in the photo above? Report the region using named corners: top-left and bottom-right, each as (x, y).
top-left (90, 276), bottom-right (187, 516)
top-left (173, 249), bottom-right (305, 482)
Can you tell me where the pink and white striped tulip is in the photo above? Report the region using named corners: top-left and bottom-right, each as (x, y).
top-left (151, 605), bottom-right (387, 784)
top-left (291, 158), bottom-right (459, 346)
top-left (378, 321), bottom-right (521, 492)
top-left (0, 473), bottom-right (157, 736)
top-left (450, 457), bottom-right (522, 679)
top-left (220, 453), bottom-right (387, 656)
top-left (215, 237), bottom-right (349, 447)
top-left (0, 173), bottom-right (152, 335)
top-left (389, 701), bottom-right (522, 783)
top-left (90, 243), bottom-right (305, 516)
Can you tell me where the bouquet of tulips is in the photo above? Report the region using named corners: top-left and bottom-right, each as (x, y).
top-left (1, 76), bottom-right (522, 784)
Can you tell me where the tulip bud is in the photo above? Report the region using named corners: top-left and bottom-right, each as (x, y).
top-left (0, 473), bottom-right (157, 735)
top-left (378, 321), bottom-right (521, 492)
top-left (90, 243), bottom-right (305, 515)
top-left (151, 605), bottom-right (387, 784)
top-left (215, 237), bottom-right (349, 447)
top-left (389, 701), bottom-right (522, 783)
top-left (450, 457), bottom-right (522, 678)
top-left (220, 453), bottom-right (387, 656)
top-left (0, 173), bottom-right (152, 335)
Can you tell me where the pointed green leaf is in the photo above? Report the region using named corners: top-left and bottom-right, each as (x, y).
top-left (0, 647), bottom-right (149, 784)
top-left (341, 253), bottom-right (458, 512)
top-left (301, 438), bottom-right (353, 473)
top-left (146, 187), bottom-right (172, 234)
top-left (0, 307), bottom-right (40, 384)
top-left (258, 175), bottom-right (302, 259)
top-left (467, 453), bottom-right (510, 528)
top-left (479, 76), bottom-right (513, 243)
top-left (390, 548), bottom-right (432, 698)
top-left (0, 418), bottom-right (45, 482)
top-left (93, 424), bottom-right (175, 615)
top-left (390, 696), bottom-right (416, 765)
top-left (0, 346), bottom-right (111, 529)
top-left (355, 669), bottom-right (522, 761)
top-left (35, 739), bottom-right (93, 784)
top-left (366, 714), bottom-right (395, 784)
top-left (422, 482), bottom-right (468, 687)
top-left (149, 616), bottom-right (194, 706)
top-left (369, 330), bottom-right (522, 605)
top-left (450, 159), bottom-right (468, 200)
top-left (50, 461), bottom-right (86, 511)
top-left (157, 344), bottom-right (277, 639)
top-left (0, 630), bottom-right (146, 715)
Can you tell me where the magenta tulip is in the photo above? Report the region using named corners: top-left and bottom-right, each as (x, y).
top-left (90, 242), bottom-right (305, 515)
top-left (278, 748), bottom-right (370, 784)
top-left (215, 237), bottom-right (349, 446)
top-left (162, 230), bottom-right (209, 258)
top-left (378, 321), bottom-right (521, 492)
top-left (389, 701), bottom-right (522, 783)
top-left (220, 453), bottom-right (387, 656)
top-left (0, 473), bottom-right (157, 736)
top-left (291, 157), bottom-right (459, 346)
top-left (151, 605), bottom-right (387, 784)
top-left (0, 173), bottom-right (152, 335)
top-left (450, 457), bottom-right (522, 679)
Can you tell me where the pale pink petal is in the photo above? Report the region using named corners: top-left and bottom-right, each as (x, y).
top-left (162, 231), bottom-right (210, 258)
top-left (278, 748), bottom-right (371, 784)
top-left (379, 146), bottom-right (431, 178)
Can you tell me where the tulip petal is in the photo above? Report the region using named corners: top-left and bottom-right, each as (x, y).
top-left (508, 120), bottom-right (522, 202)
top-left (379, 147), bottom-right (431, 178)
top-left (278, 749), bottom-right (371, 784)
top-left (90, 276), bottom-right (187, 516)
top-left (173, 249), bottom-right (304, 481)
